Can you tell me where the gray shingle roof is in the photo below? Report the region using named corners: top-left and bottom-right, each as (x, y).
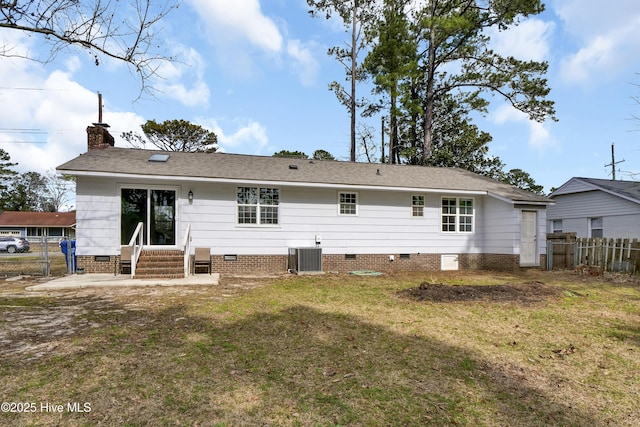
top-left (575, 177), bottom-right (640, 204)
top-left (57, 147), bottom-right (551, 204)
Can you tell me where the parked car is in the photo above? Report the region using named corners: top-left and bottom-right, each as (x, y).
top-left (0, 237), bottom-right (30, 253)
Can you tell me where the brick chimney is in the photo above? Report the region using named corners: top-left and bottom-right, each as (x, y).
top-left (87, 123), bottom-right (115, 150)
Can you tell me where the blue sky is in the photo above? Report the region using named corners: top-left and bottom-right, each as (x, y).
top-left (1, 0), bottom-right (640, 195)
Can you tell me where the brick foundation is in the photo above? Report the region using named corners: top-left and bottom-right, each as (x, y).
top-left (78, 252), bottom-right (528, 275)
top-left (323, 253), bottom-right (441, 273)
top-left (211, 255), bottom-right (288, 274)
top-left (458, 253), bottom-right (522, 271)
top-left (77, 255), bottom-right (118, 274)
top-left (205, 252), bottom-right (523, 274)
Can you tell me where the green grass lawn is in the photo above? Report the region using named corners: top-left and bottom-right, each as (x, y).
top-left (1, 270), bottom-right (639, 426)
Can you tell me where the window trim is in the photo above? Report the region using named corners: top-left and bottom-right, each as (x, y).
top-left (441, 196), bottom-right (475, 234)
top-left (338, 191), bottom-right (358, 216)
top-left (411, 194), bottom-right (425, 218)
top-left (589, 217), bottom-right (603, 238)
top-left (236, 186), bottom-right (281, 227)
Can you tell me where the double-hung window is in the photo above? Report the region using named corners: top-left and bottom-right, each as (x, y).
top-left (412, 195), bottom-right (425, 217)
top-left (339, 192), bottom-right (358, 215)
top-left (458, 199), bottom-right (473, 232)
top-left (441, 197), bottom-right (474, 233)
top-left (237, 187), bottom-right (279, 225)
top-left (442, 198), bottom-right (457, 232)
top-left (589, 217), bottom-right (603, 238)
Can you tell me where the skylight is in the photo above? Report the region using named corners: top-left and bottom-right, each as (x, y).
top-left (148, 153), bottom-right (170, 162)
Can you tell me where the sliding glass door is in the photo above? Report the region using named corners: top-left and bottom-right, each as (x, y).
top-left (121, 188), bottom-right (176, 246)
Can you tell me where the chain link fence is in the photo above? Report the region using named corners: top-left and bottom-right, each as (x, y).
top-left (0, 236), bottom-right (69, 278)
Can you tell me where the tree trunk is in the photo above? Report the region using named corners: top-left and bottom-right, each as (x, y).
top-left (422, 5), bottom-right (437, 164)
top-left (390, 92), bottom-right (398, 164)
top-left (350, 1), bottom-right (358, 162)
top-left (381, 116), bottom-right (386, 163)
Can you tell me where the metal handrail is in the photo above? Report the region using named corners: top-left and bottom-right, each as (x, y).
top-left (127, 222), bottom-right (144, 278)
top-left (182, 223), bottom-right (191, 278)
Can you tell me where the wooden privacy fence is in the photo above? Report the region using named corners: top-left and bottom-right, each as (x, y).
top-left (547, 233), bottom-right (640, 274)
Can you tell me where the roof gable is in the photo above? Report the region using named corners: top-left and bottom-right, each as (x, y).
top-left (551, 177), bottom-right (640, 205)
top-left (57, 148), bottom-right (552, 204)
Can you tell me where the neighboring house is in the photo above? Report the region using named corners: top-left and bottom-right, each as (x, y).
top-left (548, 177), bottom-right (640, 238)
top-left (0, 211), bottom-right (76, 241)
top-left (56, 124), bottom-right (552, 276)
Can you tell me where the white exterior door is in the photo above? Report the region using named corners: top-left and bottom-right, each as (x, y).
top-left (520, 210), bottom-right (538, 265)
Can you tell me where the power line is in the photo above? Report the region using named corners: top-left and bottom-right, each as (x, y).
top-left (0, 129), bottom-right (47, 134)
top-left (0, 141), bottom-right (47, 144)
top-left (0, 128), bottom-right (84, 134)
top-left (0, 87), bottom-right (68, 91)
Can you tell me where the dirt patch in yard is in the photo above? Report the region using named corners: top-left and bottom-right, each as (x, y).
top-left (0, 274), bottom-right (277, 360)
top-left (397, 281), bottom-right (563, 304)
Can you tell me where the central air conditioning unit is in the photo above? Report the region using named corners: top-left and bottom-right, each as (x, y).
top-left (288, 247), bottom-right (322, 274)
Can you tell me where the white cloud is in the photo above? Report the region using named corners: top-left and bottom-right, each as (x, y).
top-left (156, 45), bottom-right (210, 106)
top-left (489, 18), bottom-right (554, 62)
top-left (559, 36), bottom-right (618, 84)
top-left (64, 56), bottom-right (82, 74)
top-left (159, 81), bottom-right (210, 107)
top-left (286, 39), bottom-right (320, 86)
top-left (0, 37), bottom-right (146, 175)
top-left (0, 31), bottom-right (31, 59)
top-left (492, 104), bottom-right (556, 152)
top-left (553, 0), bottom-right (640, 36)
top-left (202, 118), bottom-right (269, 154)
top-left (553, 0), bottom-right (640, 84)
top-left (187, 0), bottom-right (283, 53)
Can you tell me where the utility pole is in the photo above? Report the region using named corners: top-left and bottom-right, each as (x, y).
top-left (605, 143), bottom-right (625, 180)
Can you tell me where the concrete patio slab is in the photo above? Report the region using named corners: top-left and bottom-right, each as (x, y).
top-left (25, 273), bottom-right (220, 291)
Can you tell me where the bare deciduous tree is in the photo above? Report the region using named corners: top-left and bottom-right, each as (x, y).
top-left (0, 0), bottom-right (178, 95)
top-left (356, 123), bottom-right (378, 163)
top-left (45, 170), bottom-right (75, 212)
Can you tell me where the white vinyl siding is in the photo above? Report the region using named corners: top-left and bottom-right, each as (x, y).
top-left (549, 191), bottom-right (640, 218)
top-left (74, 178), bottom-right (123, 256)
top-left (181, 185), bottom-right (495, 255)
top-left (548, 190), bottom-right (640, 238)
top-left (483, 197), bottom-right (518, 255)
top-left (75, 176), bottom-right (530, 258)
top-left (550, 178), bottom-right (596, 196)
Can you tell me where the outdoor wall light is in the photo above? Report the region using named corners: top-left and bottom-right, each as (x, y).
top-left (188, 190), bottom-right (193, 204)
